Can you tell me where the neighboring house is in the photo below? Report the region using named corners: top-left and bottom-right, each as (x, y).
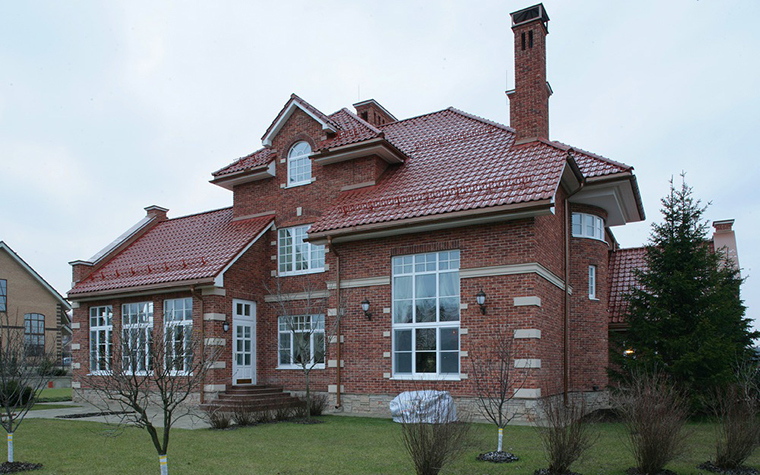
top-left (0, 241), bottom-right (72, 361)
top-left (69, 4), bottom-right (651, 414)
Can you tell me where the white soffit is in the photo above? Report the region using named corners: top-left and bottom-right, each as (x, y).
top-left (570, 180), bottom-right (641, 226)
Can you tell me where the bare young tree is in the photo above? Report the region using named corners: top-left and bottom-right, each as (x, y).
top-left (469, 325), bottom-right (527, 455)
top-left (89, 325), bottom-right (216, 475)
top-left (535, 396), bottom-right (597, 475)
top-left (0, 312), bottom-right (54, 464)
top-left (265, 278), bottom-right (345, 420)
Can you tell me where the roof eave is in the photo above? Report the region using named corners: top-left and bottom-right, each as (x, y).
top-left (570, 172), bottom-right (645, 226)
top-left (210, 161), bottom-right (276, 190)
top-left (308, 199), bottom-right (554, 245)
top-left (67, 277), bottom-right (217, 302)
top-left (312, 138), bottom-right (406, 165)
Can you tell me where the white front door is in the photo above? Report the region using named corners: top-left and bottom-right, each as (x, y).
top-left (232, 299), bottom-right (256, 385)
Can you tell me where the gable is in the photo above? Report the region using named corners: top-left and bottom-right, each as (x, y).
top-left (262, 95), bottom-right (338, 147)
top-left (0, 243), bottom-right (70, 310)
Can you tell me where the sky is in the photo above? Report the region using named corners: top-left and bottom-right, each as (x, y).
top-left (1, 1), bottom-right (759, 334)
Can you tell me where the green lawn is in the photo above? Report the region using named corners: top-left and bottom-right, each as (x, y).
top-left (36, 387), bottom-right (73, 402)
top-left (6, 417), bottom-right (760, 474)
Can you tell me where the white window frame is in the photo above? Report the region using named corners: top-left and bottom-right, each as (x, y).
top-left (121, 302), bottom-right (153, 374)
top-left (89, 305), bottom-right (113, 374)
top-left (278, 225), bottom-right (325, 276)
top-left (164, 297), bottom-right (193, 375)
top-left (589, 265), bottom-right (597, 300)
top-left (287, 141), bottom-right (312, 187)
top-left (571, 212), bottom-right (605, 241)
top-left (391, 250), bottom-right (461, 380)
top-left (277, 315), bottom-right (325, 370)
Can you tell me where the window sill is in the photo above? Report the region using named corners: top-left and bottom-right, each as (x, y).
top-left (589, 297), bottom-right (600, 301)
top-left (277, 364), bottom-right (325, 370)
top-left (390, 374), bottom-right (461, 381)
top-left (284, 180), bottom-right (312, 189)
top-left (87, 371), bottom-right (112, 376)
top-left (278, 268), bottom-right (325, 277)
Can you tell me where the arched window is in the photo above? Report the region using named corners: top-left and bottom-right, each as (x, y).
top-left (287, 141), bottom-right (312, 186)
top-left (24, 313), bottom-right (45, 356)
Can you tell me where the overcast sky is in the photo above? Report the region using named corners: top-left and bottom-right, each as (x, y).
top-left (2, 1), bottom-right (759, 334)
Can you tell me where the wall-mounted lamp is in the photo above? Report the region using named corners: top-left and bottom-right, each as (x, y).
top-left (361, 299), bottom-right (373, 320)
top-left (476, 290), bottom-right (486, 315)
top-left (222, 320), bottom-right (230, 333)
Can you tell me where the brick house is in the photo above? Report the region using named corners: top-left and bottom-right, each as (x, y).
top-left (0, 241), bottom-right (71, 361)
top-left (68, 4), bottom-right (649, 414)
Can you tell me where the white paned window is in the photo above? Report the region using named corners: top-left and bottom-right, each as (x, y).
top-left (164, 297), bottom-right (193, 373)
top-left (287, 141), bottom-right (312, 186)
top-left (278, 225), bottom-right (325, 275)
top-left (589, 265), bottom-right (597, 300)
top-left (392, 250), bottom-right (460, 377)
top-left (278, 315), bottom-right (325, 369)
top-left (89, 306), bottom-right (113, 372)
top-left (571, 212), bottom-right (604, 241)
top-left (122, 302), bottom-right (153, 374)
top-left (24, 313), bottom-right (45, 356)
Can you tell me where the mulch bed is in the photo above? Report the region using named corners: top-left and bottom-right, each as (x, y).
top-left (55, 410), bottom-right (134, 419)
top-left (698, 462), bottom-right (760, 475)
top-left (626, 468), bottom-right (677, 475)
top-left (0, 462), bottom-right (43, 473)
top-left (533, 469), bottom-right (581, 475)
top-left (476, 451), bottom-right (519, 463)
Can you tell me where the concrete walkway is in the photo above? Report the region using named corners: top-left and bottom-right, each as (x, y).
top-left (25, 401), bottom-right (211, 430)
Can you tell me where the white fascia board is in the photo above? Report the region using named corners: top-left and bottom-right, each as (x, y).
top-left (214, 221), bottom-right (274, 287)
top-left (0, 242), bottom-right (71, 309)
top-left (87, 216), bottom-right (154, 263)
top-left (262, 102), bottom-right (336, 147)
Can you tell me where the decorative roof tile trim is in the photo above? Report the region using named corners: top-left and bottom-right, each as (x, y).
top-left (0, 241), bottom-right (71, 309)
top-left (446, 107), bottom-right (515, 133)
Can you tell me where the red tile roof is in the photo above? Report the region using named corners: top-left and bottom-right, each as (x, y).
top-left (608, 247), bottom-right (647, 324)
top-left (212, 148), bottom-right (277, 178)
top-left (317, 108), bottom-right (383, 150)
top-left (69, 209), bottom-right (273, 296)
top-left (310, 108), bottom-right (573, 233)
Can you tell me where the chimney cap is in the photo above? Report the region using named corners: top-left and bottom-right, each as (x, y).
top-left (511, 3), bottom-right (549, 28)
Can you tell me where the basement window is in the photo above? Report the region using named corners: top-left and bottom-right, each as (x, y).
top-left (571, 213), bottom-right (604, 241)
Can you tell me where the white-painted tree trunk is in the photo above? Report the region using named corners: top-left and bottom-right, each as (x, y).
top-left (7, 433), bottom-right (13, 463)
top-left (159, 454), bottom-right (168, 475)
top-left (497, 427), bottom-right (503, 452)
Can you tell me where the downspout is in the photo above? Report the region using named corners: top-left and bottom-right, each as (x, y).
top-left (327, 236), bottom-right (342, 408)
top-left (563, 160), bottom-right (585, 403)
top-left (191, 285), bottom-right (205, 404)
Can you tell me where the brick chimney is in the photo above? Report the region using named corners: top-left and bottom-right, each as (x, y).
top-left (712, 219), bottom-right (740, 272)
top-left (507, 3), bottom-right (552, 144)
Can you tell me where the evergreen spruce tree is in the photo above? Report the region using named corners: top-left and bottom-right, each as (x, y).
top-left (614, 175), bottom-right (758, 405)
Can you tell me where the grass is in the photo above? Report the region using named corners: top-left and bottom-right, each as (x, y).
top-left (36, 387), bottom-right (72, 402)
top-left (4, 417), bottom-right (759, 474)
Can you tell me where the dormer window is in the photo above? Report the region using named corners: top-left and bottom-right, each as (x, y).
top-left (287, 141), bottom-right (312, 186)
top-left (572, 212), bottom-right (604, 241)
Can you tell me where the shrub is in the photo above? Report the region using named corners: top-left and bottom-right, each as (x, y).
top-left (710, 368), bottom-right (760, 469)
top-left (308, 393), bottom-right (328, 416)
top-left (535, 396), bottom-right (597, 475)
top-left (398, 394), bottom-right (471, 475)
top-left (274, 405), bottom-right (292, 421)
top-left (231, 403), bottom-right (257, 426)
top-left (615, 371), bottom-right (689, 475)
top-left (202, 406), bottom-right (232, 430)
top-left (0, 381), bottom-right (34, 408)
top-left (255, 409), bottom-right (273, 424)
